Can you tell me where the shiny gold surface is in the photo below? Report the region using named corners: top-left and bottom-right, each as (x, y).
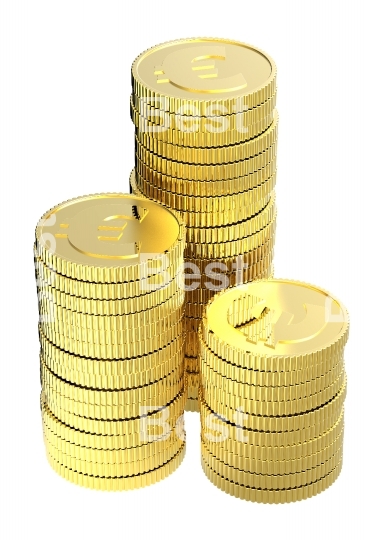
top-left (199, 279), bottom-right (349, 502)
top-left (135, 142), bottom-right (277, 180)
top-left (203, 279), bottom-right (349, 360)
top-left (35, 254), bottom-right (181, 300)
top-left (136, 159), bottom-right (277, 196)
top-left (41, 390), bottom-right (186, 438)
top-left (33, 39), bottom-right (349, 503)
top-left (132, 38), bottom-right (276, 113)
top-left (135, 111), bottom-right (279, 165)
top-left (201, 455), bottom-right (342, 504)
top-left (47, 444), bottom-right (186, 491)
top-left (131, 37), bottom-right (277, 400)
top-left (35, 193), bottom-right (186, 490)
top-left (35, 193), bottom-right (184, 283)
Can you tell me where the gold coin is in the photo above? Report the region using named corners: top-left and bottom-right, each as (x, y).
top-left (135, 170), bottom-right (276, 214)
top-left (133, 114), bottom-right (274, 146)
top-left (42, 348), bottom-right (184, 390)
top-left (131, 93), bottom-right (276, 128)
top-left (41, 359), bottom-right (183, 408)
top-left (202, 428), bottom-right (344, 475)
top-left (46, 441), bottom-right (184, 478)
top-left (135, 111), bottom-right (278, 165)
top-left (46, 443), bottom-right (185, 491)
top-left (136, 157), bottom-right (277, 196)
top-left (35, 193), bottom-right (185, 283)
top-left (135, 142), bottom-right (277, 180)
top-left (38, 294), bottom-right (184, 330)
top-left (40, 314), bottom-right (183, 354)
top-left (41, 350), bottom-right (183, 391)
top-left (185, 223), bottom-right (275, 259)
top-left (185, 264), bottom-right (274, 296)
top-left (43, 379), bottom-right (184, 422)
top-left (44, 421), bottom-right (183, 461)
top-left (39, 314), bottom-right (183, 345)
top-left (40, 322), bottom-right (182, 360)
top-left (202, 369), bottom-right (345, 416)
top-left (182, 262), bottom-right (274, 293)
top-left (44, 427), bottom-right (184, 469)
top-left (200, 339), bottom-right (344, 386)
top-left (131, 93), bottom-right (276, 131)
top-left (184, 263), bottom-right (274, 321)
top-left (201, 397), bottom-right (344, 451)
top-left (131, 170), bottom-right (273, 225)
top-left (202, 440), bottom-right (343, 490)
top-left (131, 175), bottom-right (274, 228)
top-left (201, 360), bottom-right (345, 401)
top-left (185, 248), bottom-right (274, 273)
top-left (200, 377), bottom-right (346, 432)
top-left (202, 452), bottom-right (342, 503)
top-left (36, 274), bottom-right (183, 315)
top-left (203, 279), bottom-right (349, 369)
top-left (41, 391), bottom-right (186, 443)
top-left (42, 376), bottom-right (184, 420)
top-left (131, 38), bottom-right (276, 114)
top-left (43, 417), bottom-right (183, 455)
top-left (46, 444), bottom-right (183, 478)
top-left (34, 252), bottom-right (182, 300)
top-left (40, 329), bottom-right (183, 386)
top-left (202, 455), bottom-right (342, 503)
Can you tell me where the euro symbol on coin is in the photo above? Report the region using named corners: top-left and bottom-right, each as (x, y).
top-left (245, 303), bottom-right (327, 349)
top-left (154, 46), bottom-right (247, 94)
top-left (53, 204), bottom-right (148, 260)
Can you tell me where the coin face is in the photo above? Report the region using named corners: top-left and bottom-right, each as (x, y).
top-left (205, 279), bottom-right (349, 356)
top-left (133, 38), bottom-right (275, 104)
top-left (36, 194), bottom-right (181, 268)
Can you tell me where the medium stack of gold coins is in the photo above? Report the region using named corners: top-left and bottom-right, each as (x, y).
top-left (34, 193), bottom-right (187, 490)
top-left (130, 38), bottom-right (278, 411)
top-left (199, 279), bottom-right (348, 503)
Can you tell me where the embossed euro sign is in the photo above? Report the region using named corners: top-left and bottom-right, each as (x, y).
top-left (53, 205), bottom-right (147, 260)
top-left (133, 38), bottom-right (275, 104)
top-left (54, 205), bottom-right (148, 259)
top-left (244, 303), bottom-right (328, 349)
top-left (155, 45), bottom-right (247, 94)
top-left (36, 195), bottom-right (181, 268)
top-left (205, 280), bottom-right (349, 356)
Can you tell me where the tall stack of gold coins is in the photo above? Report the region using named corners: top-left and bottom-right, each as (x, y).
top-left (199, 279), bottom-right (348, 503)
top-left (34, 193), bottom-right (187, 491)
top-left (130, 38), bottom-right (278, 411)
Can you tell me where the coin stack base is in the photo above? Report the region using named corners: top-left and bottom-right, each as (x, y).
top-left (35, 194), bottom-right (187, 490)
top-left (130, 38), bottom-right (278, 409)
top-left (200, 279), bottom-right (349, 503)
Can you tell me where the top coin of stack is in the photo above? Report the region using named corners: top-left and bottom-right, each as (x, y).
top-left (34, 193), bottom-right (187, 490)
top-left (130, 38), bottom-right (278, 410)
top-left (199, 279), bottom-right (349, 503)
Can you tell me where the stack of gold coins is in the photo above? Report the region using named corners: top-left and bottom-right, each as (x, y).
top-left (34, 193), bottom-right (187, 491)
top-left (199, 279), bottom-right (348, 503)
top-left (130, 38), bottom-right (278, 411)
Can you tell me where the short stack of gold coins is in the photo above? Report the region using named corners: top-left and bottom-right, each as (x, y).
top-left (199, 279), bottom-right (349, 503)
top-left (34, 193), bottom-right (187, 490)
top-left (130, 38), bottom-right (278, 411)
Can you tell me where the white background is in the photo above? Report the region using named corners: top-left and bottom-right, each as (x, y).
top-left (0, 1), bottom-right (379, 538)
